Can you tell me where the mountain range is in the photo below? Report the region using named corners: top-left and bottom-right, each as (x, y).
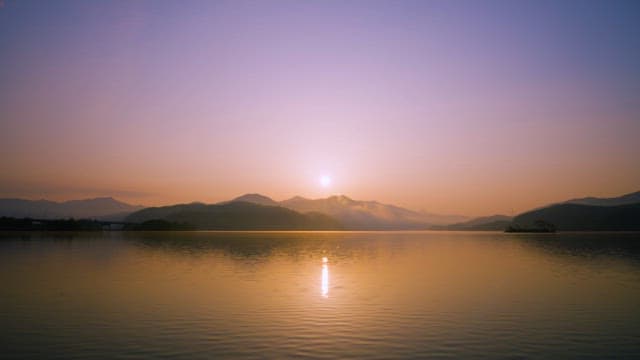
top-left (505, 191), bottom-right (640, 231)
top-left (0, 193), bottom-right (465, 229)
top-left (0, 197), bottom-right (143, 220)
top-left (1, 190), bottom-right (638, 231)
top-left (130, 193), bottom-right (468, 230)
top-left (231, 193), bottom-right (467, 229)
top-left (512, 202), bottom-right (640, 231)
top-left (125, 201), bottom-right (341, 230)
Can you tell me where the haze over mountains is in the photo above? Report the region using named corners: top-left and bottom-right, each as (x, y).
top-left (1, 190), bottom-right (638, 231)
top-left (0, 197), bottom-right (143, 220)
top-left (125, 201), bottom-right (341, 230)
top-left (121, 189), bottom-right (640, 231)
top-left (231, 194), bottom-right (467, 229)
top-left (0, 193), bottom-right (465, 228)
top-left (123, 193), bottom-right (468, 230)
top-left (433, 215), bottom-right (513, 231)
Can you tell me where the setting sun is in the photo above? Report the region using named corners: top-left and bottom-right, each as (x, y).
top-left (320, 175), bottom-right (332, 188)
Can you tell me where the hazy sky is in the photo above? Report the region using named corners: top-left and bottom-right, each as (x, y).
top-left (1, 0), bottom-right (639, 216)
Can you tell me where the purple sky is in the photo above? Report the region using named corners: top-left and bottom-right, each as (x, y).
top-left (1, 0), bottom-right (639, 215)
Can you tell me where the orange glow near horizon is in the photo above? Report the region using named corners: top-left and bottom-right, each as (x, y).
top-left (0, 1), bottom-right (638, 217)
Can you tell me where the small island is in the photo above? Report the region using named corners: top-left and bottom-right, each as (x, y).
top-left (505, 220), bottom-right (557, 233)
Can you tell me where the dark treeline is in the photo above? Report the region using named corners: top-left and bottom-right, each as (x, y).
top-left (123, 220), bottom-right (195, 231)
top-left (0, 217), bottom-right (194, 231)
top-left (0, 217), bottom-right (104, 231)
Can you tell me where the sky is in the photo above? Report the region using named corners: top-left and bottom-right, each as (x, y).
top-left (0, 0), bottom-right (639, 216)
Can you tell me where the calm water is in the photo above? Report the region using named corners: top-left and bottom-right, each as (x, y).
top-left (1, 231), bottom-right (640, 359)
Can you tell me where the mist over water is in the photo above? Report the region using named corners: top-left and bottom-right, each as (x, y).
top-left (1, 231), bottom-right (640, 359)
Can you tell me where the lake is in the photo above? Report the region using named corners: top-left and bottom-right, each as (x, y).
top-left (1, 231), bottom-right (639, 359)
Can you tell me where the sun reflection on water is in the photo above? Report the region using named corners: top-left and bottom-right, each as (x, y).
top-left (321, 257), bottom-right (329, 298)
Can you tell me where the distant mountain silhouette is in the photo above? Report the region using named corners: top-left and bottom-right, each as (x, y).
top-left (225, 193), bottom-right (280, 207)
top-left (511, 203), bottom-right (640, 231)
top-left (563, 191), bottom-right (640, 207)
top-left (433, 215), bottom-right (512, 231)
top-left (7, 191), bottom-right (637, 232)
top-left (280, 195), bottom-right (427, 229)
top-left (224, 194), bottom-right (466, 229)
top-left (0, 197), bottom-right (144, 220)
top-left (125, 201), bottom-right (342, 230)
top-left (0, 193), bottom-right (467, 230)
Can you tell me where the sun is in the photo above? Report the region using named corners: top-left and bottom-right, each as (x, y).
top-left (320, 175), bottom-right (332, 188)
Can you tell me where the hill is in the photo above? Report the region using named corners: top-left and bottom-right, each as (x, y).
top-left (0, 197), bottom-right (144, 220)
top-left (124, 201), bottom-right (342, 230)
top-left (563, 191), bottom-right (640, 207)
top-left (225, 193), bottom-right (280, 207)
top-left (512, 203), bottom-right (640, 231)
